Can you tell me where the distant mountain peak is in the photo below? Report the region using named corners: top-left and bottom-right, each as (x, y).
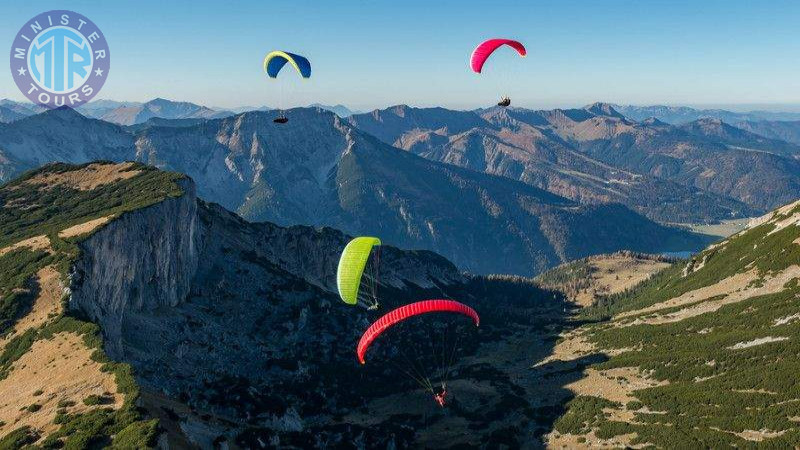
top-left (389, 104), bottom-right (412, 116)
top-left (641, 117), bottom-right (669, 126)
top-left (693, 117), bottom-right (724, 125)
top-left (36, 105), bottom-right (88, 121)
top-left (583, 102), bottom-right (627, 119)
top-left (307, 103), bottom-right (358, 117)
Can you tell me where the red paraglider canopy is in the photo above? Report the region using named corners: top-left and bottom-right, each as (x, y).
top-left (357, 299), bottom-right (480, 364)
top-left (470, 39), bottom-right (527, 74)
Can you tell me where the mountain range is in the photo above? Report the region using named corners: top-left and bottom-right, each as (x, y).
top-left (612, 104), bottom-right (800, 124)
top-left (5, 99), bottom-right (800, 273)
top-left (348, 103), bottom-right (800, 220)
top-left (0, 107), bottom-right (707, 275)
top-left (0, 99), bottom-right (361, 124)
top-left (133, 108), bottom-right (706, 275)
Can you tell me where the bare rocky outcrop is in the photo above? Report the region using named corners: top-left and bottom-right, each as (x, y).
top-left (68, 178), bottom-right (200, 356)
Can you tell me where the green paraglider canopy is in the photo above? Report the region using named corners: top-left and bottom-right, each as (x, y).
top-left (337, 237), bottom-right (381, 309)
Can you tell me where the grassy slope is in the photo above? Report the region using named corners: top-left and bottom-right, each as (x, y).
top-left (0, 162), bottom-right (183, 449)
top-left (560, 204), bottom-right (800, 447)
top-left (534, 251), bottom-right (675, 308)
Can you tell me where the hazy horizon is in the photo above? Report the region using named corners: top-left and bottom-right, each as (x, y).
top-left (5, 96), bottom-right (800, 116)
top-left (2, 0), bottom-right (799, 111)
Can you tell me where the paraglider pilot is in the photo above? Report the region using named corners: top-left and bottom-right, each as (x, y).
top-left (434, 389), bottom-right (447, 407)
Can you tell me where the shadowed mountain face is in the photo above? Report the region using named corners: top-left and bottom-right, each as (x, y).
top-left (349, 105), bottom-right (758, 223)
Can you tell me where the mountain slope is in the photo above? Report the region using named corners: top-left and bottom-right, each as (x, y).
top-left (0, 106), bottom-right (25, 123)
top-left (135, 108), bottom-right (709, 275)
top-left (77, 100), bottom-right (142, 119)
top-left (0, 107), bottom-right (706, 275)
top-left (737, 120), bottom-right (800, 145)
top-left (678, 118), bottom-right (800, 157)
top-left (0, 100), bottom-right (43, 118)
top-left (0, 108), bottom-right (134, 179)
top-left (4, 163), bottom-right (800, 447)
top-left (546, 200), bottom-right (800, 447)
top-left (537, 103), bottom-right (800, 211)
top-left (349, 105), bottom-right (755, 223)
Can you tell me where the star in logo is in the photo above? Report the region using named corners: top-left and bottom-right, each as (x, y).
top-left (94, 68), bottom-right (104, 77)
top-left (16, 67), bottom-right (26, 76)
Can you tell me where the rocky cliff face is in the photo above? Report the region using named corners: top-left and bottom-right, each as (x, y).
top-left (69, 178), bottom-right (200, 356)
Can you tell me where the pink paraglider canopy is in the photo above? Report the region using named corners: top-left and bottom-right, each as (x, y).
top-left (470, 39), bottom-right (526, 74)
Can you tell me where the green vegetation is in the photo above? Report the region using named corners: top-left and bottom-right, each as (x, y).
top-left (534, 259), bottom-right (593, 289)
top-left (537, 251), bottom-right (678, 316)
top-left (0, 329), bottom-right (37, 380)
top-left (553, 396), bottom-right (619, 435)
top-left (26, 404), bottom-right (41, 413)
top-left (585, 287), bottom-right (800, 446)
top-left (557, 208), bottom-right (800, 447)
top-left (582, 208), bottom-right (800, 320)
top-left (0, 163), bottom-right (183, 448)
top-left (110, 420), bottom-right (160, 449)
top-left (0, 249), bottom-right (53, 334)
top-left (0, 427), bottom-right (39, 450)
top-left (82, 394), bottom-right (113, 406)
top-left (0, 162), bottom-right (184, 248)
top-left (57, 399), bottom-right (76, 408)
top-left (20, 313), bottom-right (158, 448)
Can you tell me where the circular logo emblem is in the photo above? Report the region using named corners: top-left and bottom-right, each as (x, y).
top-left (9, 10), bottom-right (110, 108)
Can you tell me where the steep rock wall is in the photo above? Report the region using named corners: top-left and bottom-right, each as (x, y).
top-left (68, 178), bottom-right (200, 356)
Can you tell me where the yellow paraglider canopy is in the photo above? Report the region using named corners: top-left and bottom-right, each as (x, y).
top-left (337, 237), bottom-right (381, 308)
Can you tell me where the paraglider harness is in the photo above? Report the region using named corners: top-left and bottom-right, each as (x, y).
top-left (434, 388), bottom-right (447, 407)
top-left (497, 96), bottom-right (511, 107)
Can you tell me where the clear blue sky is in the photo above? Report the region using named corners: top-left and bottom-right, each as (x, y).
top-left (2, 0), bottom-right (799, 111)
